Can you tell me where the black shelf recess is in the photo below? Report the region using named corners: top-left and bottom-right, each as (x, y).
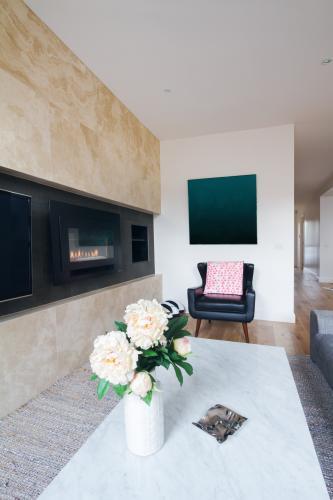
top-left (131, 224), bottom-right (148, 263)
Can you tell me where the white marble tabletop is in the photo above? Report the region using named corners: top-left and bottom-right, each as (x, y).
top-left (39, 338), bottom-right (329, 500)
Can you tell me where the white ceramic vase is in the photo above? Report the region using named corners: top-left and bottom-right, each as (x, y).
top-left (124, 381), bottom-right (164, 456)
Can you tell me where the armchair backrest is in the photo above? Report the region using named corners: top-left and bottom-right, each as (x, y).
top-left (197, 262), bottom-right (254, 292)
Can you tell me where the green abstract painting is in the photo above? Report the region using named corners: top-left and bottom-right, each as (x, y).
top-left (188, 174), bottom-right (257, 244)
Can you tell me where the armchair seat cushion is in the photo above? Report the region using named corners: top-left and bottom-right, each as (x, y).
top-left (196, 293), bottom-right (246, 314)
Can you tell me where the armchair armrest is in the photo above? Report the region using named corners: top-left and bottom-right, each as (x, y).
top-left (187, 286), bottom-right (203, 315)
top-left (245, 287), bottom-right (255, 322)
top-left (188, 286), bottom-right (204, 295)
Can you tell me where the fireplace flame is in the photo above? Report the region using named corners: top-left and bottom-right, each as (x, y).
top-left (70, 249), bottom-right (100, 261)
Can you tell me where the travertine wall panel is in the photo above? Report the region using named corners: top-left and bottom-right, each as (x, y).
top-left (0, 275), bottom-right (162, 417)
top-left (0, 0), bottom-right (161, 417)
top-left (0, 68), bottom-right (53, 180)
top-left (0, 0), bottom-right (160, 212)
top-left (0, 308), bottom-right (58, 418)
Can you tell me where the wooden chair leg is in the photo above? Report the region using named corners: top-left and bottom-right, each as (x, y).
top-left (242, 323), bottom-right (250, 343)
top-left (195, 319), bottom-right (202, 337)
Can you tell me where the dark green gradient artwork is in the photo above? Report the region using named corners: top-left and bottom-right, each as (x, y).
top-left (188, 174), bottom-right (257, 244)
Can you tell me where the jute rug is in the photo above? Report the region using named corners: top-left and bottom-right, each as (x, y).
top-left (288, 355), bottom-right (333, 497)
top-left (0, 356), bottom-right (332, 499)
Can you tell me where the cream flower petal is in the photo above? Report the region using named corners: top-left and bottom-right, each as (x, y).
top-left (90, 331), bottom-right (139, 385)
top-left (124, 299), bottom-right (170, 349)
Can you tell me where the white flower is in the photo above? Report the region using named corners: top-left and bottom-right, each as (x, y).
top-left (90, 331), bottom-right (139, 385)
top-left (124, 299), bottom-right (170, 349)
top-left (130, 371), bottom-right (153, 398)
top-left (160, 335), bottom-right (167, 346)
top-left (174, 337), bottom-right (191, 356)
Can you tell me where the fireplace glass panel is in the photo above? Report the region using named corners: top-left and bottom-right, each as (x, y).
top-left (68, 227), bottom-right (115, 263)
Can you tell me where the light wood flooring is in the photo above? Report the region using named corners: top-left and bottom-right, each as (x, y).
top-left (188, 269), bottom-right (333, 355)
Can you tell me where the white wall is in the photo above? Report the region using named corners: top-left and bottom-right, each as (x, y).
top-left (304, 218), bottom-right (320, 273)
top-left (319, 193), bottom-right (333, 282)
top-left (155, 124), bottom-right (295, 323)
top-left (297, 198), bottom-right (320, 275)
top-left (294, 210), bottom-right (304, 270)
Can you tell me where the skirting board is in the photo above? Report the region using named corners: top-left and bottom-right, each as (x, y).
top-left (319, 276), bottom-right (333, 284)
top-left (254, 310), bottom-right (296, 324)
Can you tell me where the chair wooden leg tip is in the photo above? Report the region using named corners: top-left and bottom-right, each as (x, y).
top-left (194, 319), bottom-right (202, 338)
top-left (242, 323), bottom-right (250, 343)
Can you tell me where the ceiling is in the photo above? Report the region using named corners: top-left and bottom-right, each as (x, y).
top-left (26, 0), bottom-right (333, 204)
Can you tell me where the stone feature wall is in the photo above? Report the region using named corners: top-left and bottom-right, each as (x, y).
top-left (0, 0), bottom-right (160, 213)
top-left (0, 275), bottom-right (162, 418)
top-left (0, 0), bottom-right (162, 417)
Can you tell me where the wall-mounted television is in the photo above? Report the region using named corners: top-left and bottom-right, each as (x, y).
top-left (0, 189), bottom-right (32, 302)
top-left (188, 174), bottom-right (257, 244)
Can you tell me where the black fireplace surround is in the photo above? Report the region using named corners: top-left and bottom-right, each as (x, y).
top-left (49, 201), bottom-right (121, 285)
top-left (0, 170), bottom-right (155, 317)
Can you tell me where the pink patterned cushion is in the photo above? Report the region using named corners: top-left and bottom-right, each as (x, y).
top-left (204, 261), bottom-right (244, 296)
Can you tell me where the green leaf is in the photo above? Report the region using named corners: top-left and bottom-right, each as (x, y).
top-left (90, 373), bottom-right (98, 381)
top-left (114, 321), bottom-right (127, 333)
top-left (160, 357), bottom-right (171, 369)
top-left (170, 350), bottom-right (184, 362)
top-left (97, 378), bottom-right (110, 400)
top-left (141, 349), bottom-right (158, 357)
top-left (142, 390), bottom-right (153, 406)
top-left (172, 362), bottom-right (183, 386)
top-left (165, 315), bottom-right (188, 339)
top-left (173, 330), bottom-right (192, 340)
top-left (157, 351), bottom-right (171, 369)
top-left (176, 360), bottom-right (193, 376)
top-left (136, 356), bottom-right (158, 372)
top-left (113, 384), bottom-right (128, 398)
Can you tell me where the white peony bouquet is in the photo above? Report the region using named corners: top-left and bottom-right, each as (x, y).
top-left (90, 299), bottom-right (193, 405)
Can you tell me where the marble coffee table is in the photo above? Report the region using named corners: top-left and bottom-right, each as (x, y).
top-left (39, 338), bottom-right (329, 500)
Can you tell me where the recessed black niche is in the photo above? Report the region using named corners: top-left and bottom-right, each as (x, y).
top-left (131, 224), bottom-right (148, 263)
top-left (0, 170), bottom-right (155, 318)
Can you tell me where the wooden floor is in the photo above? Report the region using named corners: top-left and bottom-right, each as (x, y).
top-left (188, 269), bottom-right (333, 355)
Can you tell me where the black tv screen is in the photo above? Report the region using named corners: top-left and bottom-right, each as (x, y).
top-left (0, 189), bottom-right (32, 302)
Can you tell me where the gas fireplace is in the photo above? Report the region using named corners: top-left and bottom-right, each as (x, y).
top-left (49, 200), bottom-right (120, 284)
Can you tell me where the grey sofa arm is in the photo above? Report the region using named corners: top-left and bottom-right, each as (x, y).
top-left (310, 310), bottom-right (333, 362)
top-left (310, 309), bottom-right (333, 389)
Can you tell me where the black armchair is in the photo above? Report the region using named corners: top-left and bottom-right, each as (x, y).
top-left (187, 262), bottom-right (255, 342)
